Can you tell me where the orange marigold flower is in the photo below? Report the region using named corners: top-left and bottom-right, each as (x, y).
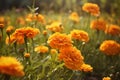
top-left (25, 13), bottom-right (37, 22)
top-left (79, 63), bottom-right (93, 72)
top-left (82, 3), bottom-right (100, 16)
top-left (42, 30), bottom-right (47, 36)
top-left (34, 45), bottom-right (49, 53)
top-left (90, 19), bottom-right (106, 31)
top-left (37, 14), bottom-right (46, 24)
top-left (24, 53), bottom-right (30, 58)
top-left (59, 47), bottom-right (84, 70)
top-left (0, 56), bottom-right (24, 77)
top-left (100, 40), bottom-right (120, 55)
top-left (17, 17), bottom-right (25, 25)
top-left (6, 26), bottom-right (14, 34)
top-left (102, 77), bottom-right (111, 80)
top-left (46, 21), bottom-right (63, 32)
top-left (70, 29), bottom-right (89, 42)
top-left (47, 32), bottom-right (73, 49)
top-left (69, 12), bottom-right (80, 23)
top-left (105, 24), bottom-right (120, 36)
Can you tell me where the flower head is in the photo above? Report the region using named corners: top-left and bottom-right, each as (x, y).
top-left (82, 3), bottom-right (100, 16)
top-left (102, 77), bottom-right (111, 80)
top-left (47, 32), bottom-right (73, 49)
top-left (100, 40), bottom-right (120, 55)
top-left (59, 46), bottom-right (84, 70)
top-left (70, 29), bottom-right (89, 42)
top-left (79, 63), bottom-right (93, 72)
top-left (69, 12), bottom-right (80, 23)
top-left (90, 19), bottom-right (106, 31)
top-left (105, 24), bottom-right (120, 36)
top-left (6, 26), bottom-right (14, 34)
top-left (46, 21), bottom-right (63, 32)
top-left (0, 56), bottom-right (24, 77)
top-left (34, 45), bottom-right (49, 53)
top-left (24, 53), bottom-right (30, 58)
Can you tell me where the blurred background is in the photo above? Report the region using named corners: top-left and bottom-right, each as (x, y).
top-left (0, 0), bottom-right (120, 17)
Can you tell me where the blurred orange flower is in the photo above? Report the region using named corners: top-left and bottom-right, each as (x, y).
top-left (0, 16), bottom-right (5, 28)
top-left (70, 29), bottom-right (89, 42)
top-left (37, 14), bottom-right (46, 24)
top-left (90, 19), bottom-right (106, 31)
top-left (0, 56), bottom-right (24, 77)
top-left (105, 24), bottom-right (120, 36)
top-left (47, 32), bottom-right (73, 49)
top-left (34, 45), bottom-right (49, 53)
top-left (100, 40), bottom-right (120, 55)
top-left (82, 3), bottom-right (100, 16)
top-left (17, 17), bottom-right (26, 25)
top-left (24, 53), bottom-right (30, 58)
top-left (69, 12), bottom-right (80, 23)
top-left (102, 77), bottom-right (111, 80)
top-left (79, 63), bottom-right (93, 72)
top-left (46, 21), bottom-right (63, 32)
top-left (59, 46), bottom-right (84, 70)
top-left (6, 25), bottom-right (14, 34)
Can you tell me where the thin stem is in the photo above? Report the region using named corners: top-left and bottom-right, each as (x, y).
top-left (24, 37), bottom-right (29, 53)
top-left (68, 71), bottom-right (74, 80)
top-left (14, 42), bottom-right (17, 54)
top-left (31, 38), bottom-right (35, 53)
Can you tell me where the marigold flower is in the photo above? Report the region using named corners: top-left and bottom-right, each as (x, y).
top-left (82, 3), bottom-right (100, 16)
top-left (42, 30), bottom-right (47, 36)
top-left (90, 19), bottom-right (106, 31)
top-left (47, 32), bottom-right (73, 49)
top-left (6, 26), bottom-right (14, 34)
top-left (100, 40), bottom-right (120, 55)
top-left (37, 14), bottom-right (46, 24)
top-left (105, 24), bottom-right (120, 36)
top-left (69, 12), bottom-right (80, 23)
top-left (102, 77), bottom-right (111, 80)
top-left (25, 13), bottom-right (37, 22)
top-left (34, 45), bottom-right (49, 53)
top-left (24, 53), bottom-right (30, 58)
top-left (0, 56), bottom-right (24, 77)
top-left (79, 63), bottom-right (93, 72)
top-left (70, 29), bottom-right (89, 42)
top-left (59, 46), bottom-right (84, 70)
top-left (50, 49), bottom-right (58, 54)
top-left (17, 17), bottom-right (25, 25)
top-left (46, 21), bottom-right (63, 32)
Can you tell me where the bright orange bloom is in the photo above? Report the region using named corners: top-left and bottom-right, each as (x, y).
top-left (24, 53), bottom-right (30, 58)
top-left (6, 26), bottom-right (14, 34)
top-left (100, 40), bottom-right (120, 55)
top-left (70, 29), bottom-right (89, 42)
top-left (47, 32), bottom-right (73, 49)
top-left (69, 12), bottom-right (80, 23)
top-left (102, 77), bottom-right (111, 80)
top-left (90, 19), bottom-right (106, 31)
top-left (59, 47), bottom-right (84, 70)
top-left (105, 24), bottom-right (120, 36)
top-left (79, 63), bottom-right (93, 72)
top-left (34, 45), bottom-right (49, 53)
top-left (0, 56), bottom-right (24, 77)
top-left (37, 14), bottom-right (46, 24)
top-left (0, 16), bottom-right (5, 28)
top-left (46, 21), bottom-right (63, 32)
top-left (82, 3), bottom-right (100, 16)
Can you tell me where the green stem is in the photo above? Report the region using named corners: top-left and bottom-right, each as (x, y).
top-left (14, 42), bottom-right (17, 54)
top-left (31, 38), bottom-right (35, 53)
top-left (68, 71), bottom-right (74, 80)
top-left (24, 37), bottom-right (29, 53)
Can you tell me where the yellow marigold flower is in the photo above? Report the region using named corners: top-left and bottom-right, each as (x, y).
top-left (82, 3), bottom-right (100, 16)
top-left (46, 21), bottom-right (63, 32)
top-left (105, 24), bottom-right (120, 36)
top-left (102, 77), bottom-right (111, 80)
top-left (59, 46), bottom-right (84, 70)
top-left (34, 45), bottom-right (49, 53)
top-left (24, 53), bottom-right (30, 58)
top-left (79, 63), bottom-right (93, 72)
top-left (6, 26), bottom-right (14, 34)
top-left (100, 40), bottom-right (120, 55)
top-left (47, 32), bottom-right (73, 49)
top-left (69, 12), bottom-right (80, 23)
top-left (70, 29), bottom-right (89, 42)
top-left (50, 49), bottom-right (58, 54)
top-left (0, 56), bottom-right (24, 77)
top-left (90, 19), bottom-right (106, 31)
